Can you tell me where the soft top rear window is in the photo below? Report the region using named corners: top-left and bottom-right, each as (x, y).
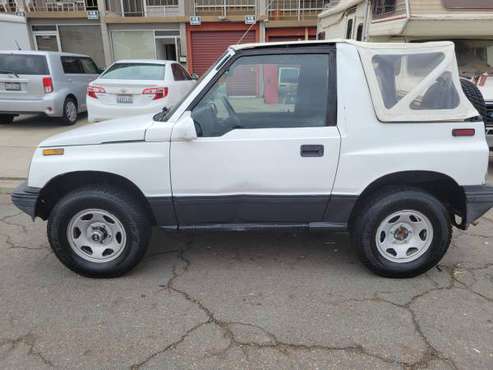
top-left (101, 63), bottom-right (165, 80)
top-left (0, 54), bottom-right (49, 75)
top-left (357, 42), bottom-right (478, 122)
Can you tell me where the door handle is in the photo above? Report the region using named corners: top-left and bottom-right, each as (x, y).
top-left (300, 144), bottom-right (324, 157)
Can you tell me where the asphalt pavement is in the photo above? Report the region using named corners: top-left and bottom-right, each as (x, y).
top-left (0, 115), bottom-right (492, 369)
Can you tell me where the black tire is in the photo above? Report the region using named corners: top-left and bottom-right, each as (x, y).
top-left (0, 114), bottom-right (14, 124)
top-left (460, 78), bottom-right (490, 125)
top-left (47, 187), bottom-right (151, 278)
top-left (351, 187), bottom-right (451, 278)
top-left (61, 97), bottom-right (78, 125)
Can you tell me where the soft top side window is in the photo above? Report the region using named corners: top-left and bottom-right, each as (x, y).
top-left (191, 52), bottom-right (334, 137)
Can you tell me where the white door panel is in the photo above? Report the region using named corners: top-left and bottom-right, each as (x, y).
top-left (171, 126), bottom-right (340, 196)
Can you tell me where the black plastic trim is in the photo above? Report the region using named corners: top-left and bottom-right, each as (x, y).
top-left (173, 194), bottom-right (330, 226)
top-left (463, 185), bottom-right (493, 225)
top-left (323, 194), bottom-right (358, 225)
top-left (147, 196), bottom-right (177, 227)
top-left (10, 181), bottom-right (40, 220)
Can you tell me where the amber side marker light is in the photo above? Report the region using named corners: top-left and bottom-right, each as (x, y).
top-left (452, 128), bottom-right (475, 137)
top-left (43, 148), bottom-right (64, 156)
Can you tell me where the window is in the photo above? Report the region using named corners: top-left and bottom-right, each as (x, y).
top-left (371, 52), bottom-right (459, 110)
top-left (61, 57), bottom-right (84, 74)
top-left (346, 19), bottom-right (353, 39)
top-left (318, 31), bottom-right (326, 40)
top-left (172, 63), bottom-right (192, 81)
top-left (0, 54), bottom-right (49, 75)
top-left (111, 31), bottom-right (155, 60)
top-left (80, 58), bottom-right (99, 74)
top-left (59, 25), bottom-right (105, 69)
top-left (101, 63), bottom-right (166, 80)
top-left (356, 23), bottom-right (364, 41)
top-left (372, 0), bottom-right (396, 17)
top-left (191, 53), bottom-right (332, 137)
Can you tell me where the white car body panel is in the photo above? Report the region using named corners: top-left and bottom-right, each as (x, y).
top-left (40, 114), bottom-right (156, 147)
top-left (29, 140), bottom-right (171, 197)
top-left (170, 125), bottom-right (340, 197)
top-left (332, 43), bottom-right (489, 195)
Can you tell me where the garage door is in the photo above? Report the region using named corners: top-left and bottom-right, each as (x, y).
top-left (190, 30), bottom-right (256, 76)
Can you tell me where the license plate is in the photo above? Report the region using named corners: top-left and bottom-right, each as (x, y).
top-left (117, 94), bottom-right (133, 104)
top-left (5, 82), bottom-right (21, 91)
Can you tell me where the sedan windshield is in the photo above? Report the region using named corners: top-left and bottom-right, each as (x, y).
top-left (100, 63), bottom-right (165, 80)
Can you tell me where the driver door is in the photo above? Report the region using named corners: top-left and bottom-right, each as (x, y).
top-left (170, 48), bottom-right (341, 226)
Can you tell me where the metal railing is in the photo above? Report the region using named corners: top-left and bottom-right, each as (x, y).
top-left (194, 0), bottom-right (256, 17)
top-left (105, 0), bottom-right (180, 17)
top-left (267, 0), bottom-right (328, 21)
top-left (0, 0), bottom-right (98, 13)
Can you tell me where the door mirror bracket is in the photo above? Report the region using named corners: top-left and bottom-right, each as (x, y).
top-left (172, 112), bottom-right (198, 141)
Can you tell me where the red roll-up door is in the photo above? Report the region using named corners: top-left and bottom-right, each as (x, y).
top-left (190, 30), bottom-right (256, 76)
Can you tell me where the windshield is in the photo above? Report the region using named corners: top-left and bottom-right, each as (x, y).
top-left (101, 63), bottom-right (165, 80)
top-left (154, 49), bottom-right (234, 122)
top-left (0, 54), bottom-right (49, 75)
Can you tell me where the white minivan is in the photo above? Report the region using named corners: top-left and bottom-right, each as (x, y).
top-left (87, 60), bottom-right (196, 122)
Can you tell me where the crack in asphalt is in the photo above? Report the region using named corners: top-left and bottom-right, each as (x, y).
top-left (131, 244), bottom-right (475, 370)
top-left (0, 332), bottom-right (54, 367)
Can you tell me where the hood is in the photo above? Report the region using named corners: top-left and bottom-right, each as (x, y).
top-left (39, 114), bottom-right (156, 147)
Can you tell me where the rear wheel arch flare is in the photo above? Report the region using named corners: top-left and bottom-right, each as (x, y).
top-left (348, 171), bottom-right (466, 227)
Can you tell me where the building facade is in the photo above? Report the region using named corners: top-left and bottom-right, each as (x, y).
top-left (1, 0), bottom-right (329, 74)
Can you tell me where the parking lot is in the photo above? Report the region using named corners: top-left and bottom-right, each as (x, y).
top-left (1, 116), bottom-right (493, 369)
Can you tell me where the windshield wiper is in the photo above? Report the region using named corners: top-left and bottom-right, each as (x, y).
top-left (0, 70), bottom-right (19, 77)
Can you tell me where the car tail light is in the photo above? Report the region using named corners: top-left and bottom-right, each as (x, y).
top-left (452, 128), bottom-right (475, 137)
top-left (87, 85), bottom-right (106, 99)
top-left (142, 87), bottom-right (168, 100)
top-left (42, 77), bottom-right (53, 93)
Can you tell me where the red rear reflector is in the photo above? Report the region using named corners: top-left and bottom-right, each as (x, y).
top-left (42, 76), bottom-right (53, 93)
top-left (87, 85), bottom-right (106, 99)
top-left (142, 87), bottom-right (168, 100)
top-left (452, 128), bottom-right (475, 137)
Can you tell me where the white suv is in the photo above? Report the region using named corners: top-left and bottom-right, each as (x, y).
top-left (11, 41), bottom-right (493, 278)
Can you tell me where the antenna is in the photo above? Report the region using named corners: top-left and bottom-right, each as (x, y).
top-left (14, 40), bottom-right (22, 50)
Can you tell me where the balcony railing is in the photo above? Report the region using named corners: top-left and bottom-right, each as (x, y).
top-left (105, 0), bottom-right (180, 17)
top-left (194, 0), bottom-right (256, 17)
top-left (0, 0), bottom-right (98, 14)
top-left (267, 0), bottom-right (328, 21)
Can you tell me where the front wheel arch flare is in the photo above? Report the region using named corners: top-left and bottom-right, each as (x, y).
top-left (35, 171), bottom-right (156, 225)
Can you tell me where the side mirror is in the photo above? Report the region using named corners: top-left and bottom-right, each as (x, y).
top-left (172, 111), bottom-right (197, 141)
top-left (191, 73), bottom-right (199, 80)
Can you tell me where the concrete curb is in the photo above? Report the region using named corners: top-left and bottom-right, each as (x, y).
top-left (0, 178), bottom-right (24, 194)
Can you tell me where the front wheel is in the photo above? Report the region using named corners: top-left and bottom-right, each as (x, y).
top-left (351, 187), bottom-right (451, 278)
top-left (48, 187), bottom-right (151, 278)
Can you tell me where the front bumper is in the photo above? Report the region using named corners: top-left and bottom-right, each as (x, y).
top-left (11, 181), bottom-right (40, 220)
top-left (463, 185), bottom-right (493, 225)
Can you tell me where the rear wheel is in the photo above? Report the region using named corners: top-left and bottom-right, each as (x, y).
top-left (0, 114), bottom-right (14, 124)
top-left (61, 97), bottom-right (78, 125)
top-left (48, 187), bottom-right (151, 278)
top-left (351, 187), bottom-right (451, 278)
